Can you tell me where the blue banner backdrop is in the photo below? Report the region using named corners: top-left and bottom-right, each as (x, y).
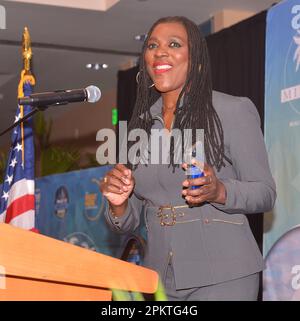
top-left (263, 0), bottom-right (300, 300)
top-left (35, 166), bottom-right (145, 260)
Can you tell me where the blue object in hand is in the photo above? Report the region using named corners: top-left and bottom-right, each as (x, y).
top-left (187, 164), bottom-right (204, 190)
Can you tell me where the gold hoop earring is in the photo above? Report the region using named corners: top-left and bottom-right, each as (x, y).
top-left (136, 71), bottom-right (141, 84)
top-left (199, 64), bottom-right (202, 72)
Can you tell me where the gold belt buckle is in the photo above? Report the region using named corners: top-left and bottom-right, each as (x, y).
top-left (157, 205), bottom-right (176, 226)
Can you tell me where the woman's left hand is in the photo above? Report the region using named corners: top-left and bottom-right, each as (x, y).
top-left (182, 161), bottom-right (227, 206)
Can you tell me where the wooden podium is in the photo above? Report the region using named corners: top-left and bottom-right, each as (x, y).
top-left (0, 223), bottom-right (158, 301)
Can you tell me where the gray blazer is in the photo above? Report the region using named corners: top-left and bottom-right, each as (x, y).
top-left (104, 91), bottom-right (276, 290)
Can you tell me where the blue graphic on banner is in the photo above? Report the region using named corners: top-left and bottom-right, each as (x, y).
top-left (264, 226), bottom-right (300, 300)
top-left (264, 0), bottom-right (300, 300)
top-left (35, 166), bottom-right (146, 259)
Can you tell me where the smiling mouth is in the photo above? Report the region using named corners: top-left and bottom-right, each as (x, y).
top-left (153, 64), bottom-right (172, 74)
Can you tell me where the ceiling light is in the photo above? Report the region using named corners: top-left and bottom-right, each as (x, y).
top-left (86, 63), bottom-right (109, 71)
top-left (134, 34), bottom-right (147, 42)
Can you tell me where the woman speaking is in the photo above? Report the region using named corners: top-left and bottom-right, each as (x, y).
top-left (100, 16), bottom-right (276, 301)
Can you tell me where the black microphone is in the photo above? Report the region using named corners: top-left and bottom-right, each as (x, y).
top-left (18, 85), bottom-right (101, 107)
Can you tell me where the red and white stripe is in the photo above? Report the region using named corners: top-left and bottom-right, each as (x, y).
top-left (0, 179), bottom-right (35, 231)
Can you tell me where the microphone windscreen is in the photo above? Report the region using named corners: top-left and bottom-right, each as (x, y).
top-left (86, 85), bottom-right (101, 103)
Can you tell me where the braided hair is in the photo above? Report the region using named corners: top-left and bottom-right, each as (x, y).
top-left (127, 16), bottom-right (229, 171)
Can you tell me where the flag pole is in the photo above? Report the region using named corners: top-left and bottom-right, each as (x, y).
top-left (0, 29), bottom-right (41, 138)
top-left (18, 27), bottom-right (35, 166)
top-left (22, 27), bottom-right (33, 76)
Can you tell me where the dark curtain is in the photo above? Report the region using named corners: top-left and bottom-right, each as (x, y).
top-left (207, 11), bottom-right (266, 130)
top-left (117, 11), bottom-right (267, 299)
top-left (207, 11), bottom-right (267, 252)
top-left (206, 12), bottom-right (267, 300)
top-left (117, 65), bottom-right (139, 123)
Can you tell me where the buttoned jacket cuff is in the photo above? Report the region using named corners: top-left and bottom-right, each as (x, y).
top-left (210, 179), bottom-right (235, 213)
top-left (106, 200), bottom-right (132, 230)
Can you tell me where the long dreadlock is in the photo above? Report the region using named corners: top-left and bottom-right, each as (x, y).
top-left (127, 16), bottom-right (230, 171)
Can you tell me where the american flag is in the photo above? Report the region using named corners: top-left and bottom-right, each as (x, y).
top-left (0, 81), bottom-right (36, 231)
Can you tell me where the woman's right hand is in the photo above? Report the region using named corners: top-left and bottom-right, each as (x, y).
top-left (100, 164), bottom-right (135, 207)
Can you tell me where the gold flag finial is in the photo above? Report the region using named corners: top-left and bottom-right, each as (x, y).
top-left (18, 26), bottom-right (35, 98)
top-left (22, 26), bottom-right (32, 75)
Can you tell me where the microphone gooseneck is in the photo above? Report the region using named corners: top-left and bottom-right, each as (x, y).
top-left (18, 85), bottom-right (101, 107)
